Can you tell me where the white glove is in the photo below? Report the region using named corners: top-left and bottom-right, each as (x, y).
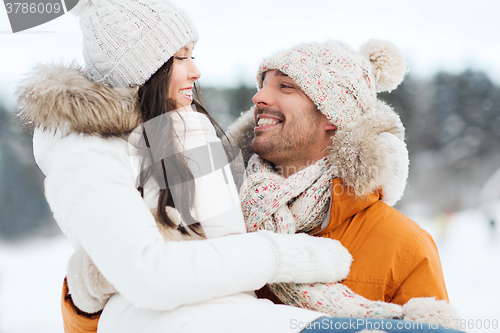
top-left (257, 230), bottom-right (352, 284)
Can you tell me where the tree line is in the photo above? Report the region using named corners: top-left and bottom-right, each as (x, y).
top-left (1, 70), bottom-right (499, 239)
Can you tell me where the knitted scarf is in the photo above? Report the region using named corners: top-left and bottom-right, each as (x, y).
top-left (241, 154), bottom-right (334, 234)
top-left (240, 154), bottom-right (405, 319)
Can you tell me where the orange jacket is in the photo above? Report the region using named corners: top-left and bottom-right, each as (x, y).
top-left (61, 278), bottom-right (100, 333)
top-left (61, 178), bottom-right (449, 332)
top-left (308, 178), bottom-right (449, 305)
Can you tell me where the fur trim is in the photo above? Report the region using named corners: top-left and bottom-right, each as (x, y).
top-left (226, 107), bottom-right (257, 165)
top-left (377, 133), bottom-right (409, 206)
top-left (330, 100), bottom-right (406, 198)
top-left (16, 62), bottom-right (142, 137)
top-left (227, 102), bottom-right (408, 203)
top-left (360, 39), bottom-right (407, 93)
top-left (403, 297), bottom-right (460, 329)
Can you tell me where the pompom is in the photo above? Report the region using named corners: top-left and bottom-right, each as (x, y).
top-left (70, 0), bottom-right (94, 17)
top-left (360, 39), bottom-right (406, 92)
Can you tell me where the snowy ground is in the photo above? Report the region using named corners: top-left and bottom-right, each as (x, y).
top-left (411, 209), bottom-right (500, 332)
top-left (0, 208), bottom-right (499, 333)
top-left (0, 236), bottom-right (72, 333)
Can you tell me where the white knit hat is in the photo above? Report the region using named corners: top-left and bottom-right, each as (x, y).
top-left (72, 0), bottom-right (198, 88)
top-left (257, 39), bottom-right (406, 129)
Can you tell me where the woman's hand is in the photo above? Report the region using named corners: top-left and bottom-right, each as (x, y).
top-left (258, 231), bottom-right (352, 284)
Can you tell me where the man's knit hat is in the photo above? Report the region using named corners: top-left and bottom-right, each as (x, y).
top-left (257, 39), bottom-right (406, 129)
top-left (72, 0), bottom-right (198, 88)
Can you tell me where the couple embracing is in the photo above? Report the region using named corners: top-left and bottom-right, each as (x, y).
top-left (17, 0), bottom-right (460, 332)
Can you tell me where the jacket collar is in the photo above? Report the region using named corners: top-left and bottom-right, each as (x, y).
top-left (16, 62), bottom-right (407, 205)
top-left (309, 178), bottom-right (382, 235)
top-left (16, 62), bottom-right (142, 137)
top-left (226, 101), bottom-right (407, 202)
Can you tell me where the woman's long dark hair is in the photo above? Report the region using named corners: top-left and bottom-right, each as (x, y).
top-left (136, 58), bottom-right (227, 236)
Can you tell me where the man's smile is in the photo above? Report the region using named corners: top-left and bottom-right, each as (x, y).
top-left (254, 114), bottom-right (283, 131)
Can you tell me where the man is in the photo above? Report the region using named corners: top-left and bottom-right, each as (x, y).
top-left (48, 37), bottom-right (455, 331)
top-left (230, 39), bottom-right (449, 306)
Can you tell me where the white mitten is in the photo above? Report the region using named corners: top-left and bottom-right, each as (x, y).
top-left (257, 230), bottom-right (352, 284)
top-left (403, 297), bottom-right (460, 328)
top-left (66, 248), bottom-right (116, 314)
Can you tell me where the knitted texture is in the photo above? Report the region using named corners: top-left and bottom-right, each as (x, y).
top-left (257, 39), bottom-right (406, 129)
top-left (403, 297), bottom-right (461, 329)
top-left (257, 230), bottom-right (352, 284)
top-left (241, 154), bottom-right (405, 319)
top-left (241, 154), bottom-right (334, 234)
top-left (270, 282), bottom-right (404, 320)
top-left (227, 103), bottom-right (409, 206)
top-left (240, 153), bottom-right (458, 324)
top-left (72, 0), bottom-right (198, 88)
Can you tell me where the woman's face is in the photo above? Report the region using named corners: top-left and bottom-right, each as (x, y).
top-left (168, 42), bottom-right (201, 108)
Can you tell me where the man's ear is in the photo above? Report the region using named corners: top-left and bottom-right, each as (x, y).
top-left (325, 124), bottom-right (337, 131)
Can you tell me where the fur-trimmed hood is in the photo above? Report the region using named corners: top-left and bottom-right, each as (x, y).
top-left (17, 62), bottom-right (142, 137)
top-left (16, 62), bottom-right (408, 205)
top-left (227, 101), bottom-right (409, 205)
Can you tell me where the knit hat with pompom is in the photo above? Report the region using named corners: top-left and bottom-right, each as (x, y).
top-left (257, 39), bottom-right (406, 129)
top-left (71, 0), bottom-right (198, 88)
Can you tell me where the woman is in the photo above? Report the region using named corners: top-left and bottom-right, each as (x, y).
top-left (16, 0), bottom-right (350, 331)
top-left (17, 0), bottom-right (463, 332)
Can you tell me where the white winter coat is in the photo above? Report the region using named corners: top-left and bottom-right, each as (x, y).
top-left (20, 63), bottom-right (324, 333)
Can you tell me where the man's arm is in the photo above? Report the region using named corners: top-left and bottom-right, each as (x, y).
top-left (391, 230), bottom-right (449, 304)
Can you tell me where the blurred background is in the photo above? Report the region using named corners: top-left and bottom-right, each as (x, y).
top-left (1, 0), bottom-right (499, 332)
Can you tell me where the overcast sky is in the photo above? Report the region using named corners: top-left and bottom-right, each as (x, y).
top-left (1, 0), bottom-right (499, 108)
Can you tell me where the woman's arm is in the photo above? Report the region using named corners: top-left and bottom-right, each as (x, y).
top-left (35, 129), bottom-right (275, 310)
top-left (34, 129), bottom-right (351, 311)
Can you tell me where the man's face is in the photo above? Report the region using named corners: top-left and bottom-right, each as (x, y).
top-left (251, 70), bottom-right (335, 170)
